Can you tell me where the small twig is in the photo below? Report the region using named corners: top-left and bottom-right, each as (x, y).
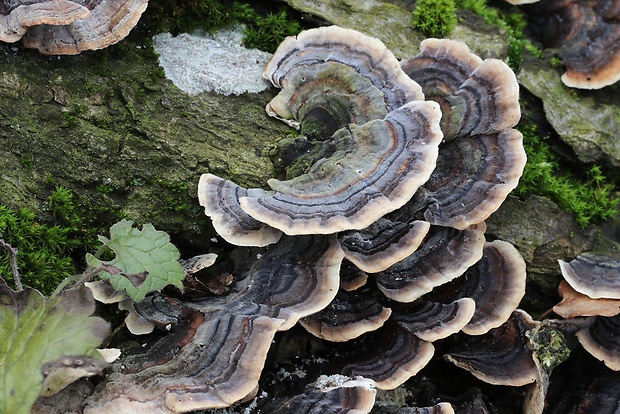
top-left (1, 239), bottom-right (22, 291)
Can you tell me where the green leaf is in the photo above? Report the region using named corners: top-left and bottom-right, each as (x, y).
top-left (0, 280), bottom-right (109, 414)
top-left (86, 219), bottom-right (184, 301)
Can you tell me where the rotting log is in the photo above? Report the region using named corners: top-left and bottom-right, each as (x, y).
top-left (0, 38), bottom-right (289, 250)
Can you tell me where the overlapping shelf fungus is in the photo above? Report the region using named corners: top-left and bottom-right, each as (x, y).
top-left (85, 26), bottom-right (531, 413)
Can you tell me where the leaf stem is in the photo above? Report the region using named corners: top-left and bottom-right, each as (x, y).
top-left (1, 239), bottom-right (22, 291)
top-left (50, 264), bottom-right (122, 299)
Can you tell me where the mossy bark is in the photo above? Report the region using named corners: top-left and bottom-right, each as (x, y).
top-left (0, 39), bottom-right (290, 250)
top-left (283, 0), bottom-right (509, 60)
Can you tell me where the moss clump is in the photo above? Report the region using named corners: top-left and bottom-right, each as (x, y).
top-left (515, 124), bottom-right (619, 228)
top-left (142, 0), bottom-right (254, 35)
top-left (0, 186), bottom-right (125, 294)
top-left (141, 0), bottom-right (302, 53)
top-left (411, 0), bottom-right (457, 38)
top-left (243, 10), bottom-right (301, 53)
top-left (455, 0), bottom-right (540, 70)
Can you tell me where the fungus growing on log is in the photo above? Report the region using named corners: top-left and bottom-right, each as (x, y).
top-left (340, 322), bottom-right (436, 390)
top-left (0, 0), bottom-right (88, 43)
top-left (199, 26), bottom-right (443, 238)
top-left (0, 0), bottom-right (148, 54)
top-left (436, 240), bottom-right (527, 335)
top-left (84, 26), bottom-right (527, 412)
top-left (339, 218), bottom-right (430, 273)
top-left (528, 0), bottom-right (620, 89)
top-left (576, 315), bottom-right (620, 371)
top-left (553, 280), bottom-right (620, 318)
top-left (300, 286), bottom-right (392, 342)
top-left (259, 376), bottom-right (377, 413)
top-left (238, 101), bottom-right (442, 235)
top-left (553, 252), bottom-right (620, 371)
top-left (197, 173), bottom-right (282, 247)
top-left (85, 235), bottom-right (344, 412)
top-left (402, 39), bottom-right (525, 230)
top-left (375, 224), bottom-right (486, 303)
top-left (392, 298), bottom-right (476, 342)
top-left (402, 39), bottom-right (520, 140)
top-left (264, 25), bottom-right (424, 127)
top-left (445, 310), bottom-right (539, 386)
top-left (559, 253), bottom-right (620, 299)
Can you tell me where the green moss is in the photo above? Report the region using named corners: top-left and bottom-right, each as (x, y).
top-left (62, 111), bottom-right (79, 127)
top-left (526, 324), bottom-right (571, 371)
top-left (142, 0), bottom-right (252, 35)
top-left (455, 0), bottom-right (540, 70)
top-left (411, 0), bottom-right (457, 38)
top-left (515, 124), bottom-right (619, 228)
top-left (243, 10), bottom-right (301, 53)
top-left (19, 157), bottom-right (32, 169)
top-left (0, 183), bottom-right (131, 294)
top-left (141, 0), bottom-right (302, 53)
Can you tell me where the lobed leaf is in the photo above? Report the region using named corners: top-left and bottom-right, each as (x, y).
top-left (86, 219), bottom-right (184, 302)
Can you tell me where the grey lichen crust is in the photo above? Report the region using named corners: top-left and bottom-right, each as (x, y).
top-left (152, 27), bottom-right (272, 96)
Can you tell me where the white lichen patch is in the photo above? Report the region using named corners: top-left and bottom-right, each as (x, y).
top-left (152, 26), bottom-right (272, 96)
top-left (313, 374), bottom-right (375, 391)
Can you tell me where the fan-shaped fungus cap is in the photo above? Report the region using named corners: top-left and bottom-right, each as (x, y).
top-left (341, 323), bottom-right (434, 390)
top-left (339, 218), bottom-right (430, 273)
top-left (20, 0), bottom-right (148, 55)
top-left (577, 314), bottom-right (620, 371)
top-left (393, 298), bottom-right (476, 342)
top-left (198, 173), bottom-right (282, 247)
top-left (85, 312), bottom-right (284, 413)
top-left (223, 235), bottom-right (343, 331)
top-left (300, 287), bottom-right (392, 342)
top-left (401, 38), bottom-right (520, 141)
top-left (376, 225), bottom-right (485, 303)
top-left (559, 253), bottom-right (620, 299)
top-left (400, 38), bottom-right (524, 230)
top-left (421, 129), bottom-right (526, 229)
top-left (0, 0), bottom-right (89, 43)
top-left (265, 25), bottom-right (424, 127)
top-left (544, 0), bottom-right (620, 89)
top-left (239, 100), bottom-right (442, 235)
top-left (445, 310), bottom-right (538, 386)
top-left (437, 240), bottom-right (526, 335)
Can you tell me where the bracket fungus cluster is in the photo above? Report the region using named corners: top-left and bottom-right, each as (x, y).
top-left (85, 26), bottom-right (529, 413)
top-left (0, 0), bottom-right (148, 54)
